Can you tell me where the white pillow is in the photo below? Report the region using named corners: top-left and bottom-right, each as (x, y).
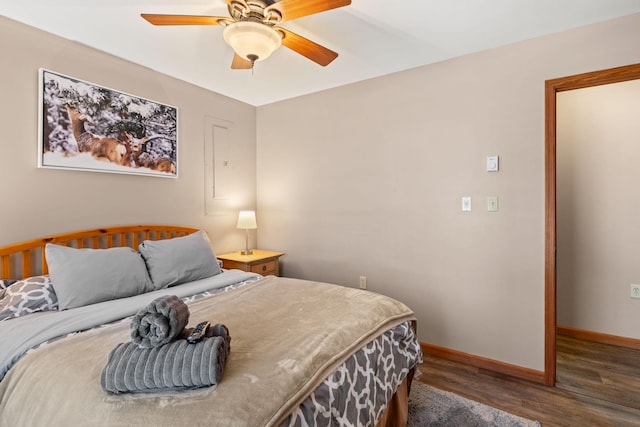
top-left (45, 244), bottom-right (155, 310)
top-left (138, 230), bottom-right (221, 289)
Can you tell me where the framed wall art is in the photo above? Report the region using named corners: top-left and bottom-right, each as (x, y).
top-left (38, 69), bottom-right (178, 178)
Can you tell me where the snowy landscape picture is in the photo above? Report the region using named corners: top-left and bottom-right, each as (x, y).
top-left (38, 69), bottom-right (178, 178)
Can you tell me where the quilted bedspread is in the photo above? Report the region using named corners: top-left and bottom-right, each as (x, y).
top-left (0, 276), bottom-right (416, 427)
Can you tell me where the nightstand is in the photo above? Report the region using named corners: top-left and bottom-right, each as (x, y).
top-left (216, 250), bottom-right (284, 276)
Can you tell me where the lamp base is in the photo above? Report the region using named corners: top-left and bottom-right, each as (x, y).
top-left (241, 227), bottom-right (253, 256)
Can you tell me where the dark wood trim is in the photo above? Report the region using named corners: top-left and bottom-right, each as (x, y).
top-left (545, 64), bottom-right (640, 93)
top-left (544, 78), bottom-right (558, 386)
top-left (420, 342), bottom-right (546, 385)
top-left (544, 63), bottom-right (640, 386)
top-left (557, 326), bottom-right (640, 351)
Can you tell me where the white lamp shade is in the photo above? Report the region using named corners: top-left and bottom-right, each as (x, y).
top-left (237, 210), bottom-right (257, 229)
top-left (223, 21), bottom-right (282, 62)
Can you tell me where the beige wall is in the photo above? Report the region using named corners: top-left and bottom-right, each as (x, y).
top-left (557, 79), bottom-right (640, 339)
top-left (3, 11), bottom-right (640, 373)
top-left (0, 17), bottom-right (257, 253)
top-left (256, 13), bottom-right (640, 371)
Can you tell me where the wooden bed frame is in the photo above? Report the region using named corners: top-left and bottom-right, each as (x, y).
top-left (0, 224), bottom-right (413, 426)
top-left (0, 225), bottom-right (198, 280)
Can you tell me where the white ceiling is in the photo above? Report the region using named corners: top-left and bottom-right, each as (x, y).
top-left (3, 0), bottom-right (640, 106)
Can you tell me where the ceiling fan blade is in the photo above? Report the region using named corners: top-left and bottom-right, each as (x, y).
top-left (141, 14), bottom-right (229, 26)
top-left (277, 27), bottom-right (338, 66)
top-left (231, 54), bottom-right (253, 69)
top-left (266, 0), bottom-right (351, 22)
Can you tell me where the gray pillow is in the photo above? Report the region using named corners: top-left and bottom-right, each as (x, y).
top-left (45, 244), bottom-right (155, 310)
top-left (0, 275), bottom-right (58, 321)
top-left (138, 230), bottom-right (221, 289)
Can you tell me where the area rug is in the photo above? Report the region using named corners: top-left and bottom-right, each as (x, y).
top-left (407, 381), bottom-right (541, 427)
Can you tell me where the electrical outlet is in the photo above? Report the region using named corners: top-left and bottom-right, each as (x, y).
top-left (359, 276), bottom-right (367, 290)
top-left (631, 284), bottom-right (640, 299)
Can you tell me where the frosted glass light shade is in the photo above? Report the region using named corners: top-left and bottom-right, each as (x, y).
top-left (237, 210), bottom-right (257, 229)
top-left (223, 21), bottom-right (282, 62)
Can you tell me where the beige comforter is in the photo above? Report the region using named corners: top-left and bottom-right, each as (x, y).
top-left (0, 276), bottom-right (415, 427)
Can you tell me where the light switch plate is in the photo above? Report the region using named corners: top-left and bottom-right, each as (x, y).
top-left (461, 196), bottom-right (472, 212)
top-left (487, 155), bottom-right (499, 172)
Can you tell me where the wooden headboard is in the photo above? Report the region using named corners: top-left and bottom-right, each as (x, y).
top-left (0, 225), bottom-right (199, 280)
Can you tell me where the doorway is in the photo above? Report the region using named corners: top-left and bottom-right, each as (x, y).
top-left (544, 63), bottom-right (640, 386)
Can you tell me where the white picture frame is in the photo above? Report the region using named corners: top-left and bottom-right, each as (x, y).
top-left (38, 69), bottom-right (178, 178)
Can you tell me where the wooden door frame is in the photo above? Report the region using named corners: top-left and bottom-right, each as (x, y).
top-left (544, 63), bottom-right (640, 386)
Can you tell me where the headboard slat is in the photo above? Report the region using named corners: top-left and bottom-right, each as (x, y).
top-left (1, 254), bottom-right (10, 280)
top-left (41, 249), bottom-right (48, 276)
top-left (0, 225), bottom-right (198, 280)
top-left (21, 249), bottom-right (31, 279)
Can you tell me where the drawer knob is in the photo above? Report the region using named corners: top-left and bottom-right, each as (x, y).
top-left (262, 265), bottom-right (267, 272)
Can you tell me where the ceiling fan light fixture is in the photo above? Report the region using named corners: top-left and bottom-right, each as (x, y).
top-left (223, 21), bottom-right (282, 64)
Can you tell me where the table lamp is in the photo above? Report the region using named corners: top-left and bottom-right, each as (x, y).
top-left (237, 210), bottom-right (257, 255)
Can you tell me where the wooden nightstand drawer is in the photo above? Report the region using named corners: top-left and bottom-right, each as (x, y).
top-left (217, 250), bottom-right (284, 277)
top-left (250, 260), bottom-right (276, 275)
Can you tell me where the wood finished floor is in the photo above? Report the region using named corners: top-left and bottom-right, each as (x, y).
top-left (416, 335), bottom-right (640, 426)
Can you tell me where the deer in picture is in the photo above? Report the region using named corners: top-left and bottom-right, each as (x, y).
top-left (65, 104), bottom-right (130, 166)
top-left (130, 135), bottom-right (176, 174)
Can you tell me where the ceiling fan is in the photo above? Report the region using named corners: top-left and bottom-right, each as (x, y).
top-left (141, 0), bottom-right (351, 69)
